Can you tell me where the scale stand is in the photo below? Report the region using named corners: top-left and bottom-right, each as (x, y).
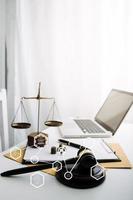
top-left (11, 82), bottom-right (63, 148)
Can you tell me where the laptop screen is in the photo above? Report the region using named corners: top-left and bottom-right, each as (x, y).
top-left (95, 89), bottom-right (133, 134)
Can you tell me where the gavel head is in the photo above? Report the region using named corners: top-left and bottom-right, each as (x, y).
top-left (77, 147), bottom-right (97, 173)
top-left (56, 147), bottom-right (106, 188)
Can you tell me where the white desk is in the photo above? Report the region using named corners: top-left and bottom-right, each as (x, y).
top-left (0, 123), bottom-right (133, 200)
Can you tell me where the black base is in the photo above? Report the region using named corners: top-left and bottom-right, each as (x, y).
top-left (56, 165), bottom-right (106, 189)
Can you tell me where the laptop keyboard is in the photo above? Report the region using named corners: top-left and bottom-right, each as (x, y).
top-left (74, 119), bottom-right (105, 133)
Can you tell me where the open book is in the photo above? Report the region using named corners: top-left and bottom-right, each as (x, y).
top-left (23, 138), bottom-right (120, 164)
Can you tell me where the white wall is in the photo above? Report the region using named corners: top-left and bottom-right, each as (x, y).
top-left (14, 0), bottom-right (133, 141)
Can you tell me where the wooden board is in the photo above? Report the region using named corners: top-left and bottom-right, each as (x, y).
top-left (101, 143), bottom-right (132, 169)
top-left (4, 143), bottom-right (132, 177)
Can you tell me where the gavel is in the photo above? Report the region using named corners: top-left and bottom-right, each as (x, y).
top-left (1, 147), bottom-right (106, 188)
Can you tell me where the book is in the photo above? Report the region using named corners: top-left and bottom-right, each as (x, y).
top-left (23, 138), bottom-right (120, 164)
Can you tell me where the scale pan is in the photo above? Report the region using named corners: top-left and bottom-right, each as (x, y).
top-left (11, 122), bottom-right (31, 129)
top-left (44, 120), bottom-right (63, 127)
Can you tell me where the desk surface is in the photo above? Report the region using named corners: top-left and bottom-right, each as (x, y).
top-left (0, 123), bottom-right (133, 200)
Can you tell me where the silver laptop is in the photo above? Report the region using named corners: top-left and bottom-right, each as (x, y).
top-left (58, 89), bottom-right (133, 138)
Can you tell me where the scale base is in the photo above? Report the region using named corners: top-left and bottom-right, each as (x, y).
top-left (28, 132), bottom-right (48, 147)
top-left (56, 165), bottom-right (106, 189)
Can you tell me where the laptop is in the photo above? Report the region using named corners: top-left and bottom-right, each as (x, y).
top-left (58, 89), bottom-right (133, 138)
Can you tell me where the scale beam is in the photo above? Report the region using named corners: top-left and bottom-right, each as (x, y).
top-left (21, 97), bottom-right (54, 100)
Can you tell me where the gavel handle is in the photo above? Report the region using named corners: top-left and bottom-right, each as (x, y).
top-left (1, 157), bottom-right (78, 177)
top-left (1, 163), bottom-right (52, 177)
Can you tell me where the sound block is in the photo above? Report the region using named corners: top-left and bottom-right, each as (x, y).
top-left (56, 165), bottom-right (106, 189)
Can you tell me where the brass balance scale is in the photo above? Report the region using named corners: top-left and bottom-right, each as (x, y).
top-left (11, 82), bottom-right (63, 147)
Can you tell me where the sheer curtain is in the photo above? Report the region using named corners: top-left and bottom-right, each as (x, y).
top-left (0, 0), bottom-right (16, 147)
top-left (14, 0), bottom-right (133, 142)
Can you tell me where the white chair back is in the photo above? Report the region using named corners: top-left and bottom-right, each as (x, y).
top-left (0, 89), bottom-right (9, 150)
